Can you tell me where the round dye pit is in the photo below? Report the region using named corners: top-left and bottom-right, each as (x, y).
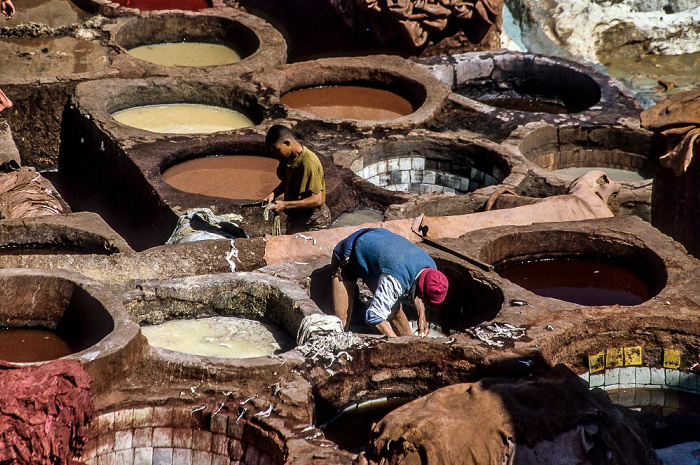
top-left (0, 269), bottom-right (141, 392)
top-left (321, 397), bottom-right (413, 454)
top-left (479, 230), bottom-right (667, 307)
top-left (111, 13), bottom-right (283, 70)
top-left (281, 85), bottom-right (414, 121)
top-left (453, 53), bottom-right (602, 114)
top-left (127, 42), bottom-right (241, 67)
top-left (140, 315), bottom-right (295, 359)
top-left (80, 406), bottom-right (285, 465)
top-left (161, 155), bottom-right (279, 201)
top-left (514, 124), bottom-right (655, 183)
top-left (111, 104), bottom-right (254, 134)
top-left (496, 258), bottom-right (650, 306)
top-left (348, 137), bottom-right (512, 195)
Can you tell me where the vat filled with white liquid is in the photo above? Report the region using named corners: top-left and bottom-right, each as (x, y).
top-left (111, 103), bottom-right (254, 134)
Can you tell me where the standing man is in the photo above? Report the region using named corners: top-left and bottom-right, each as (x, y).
top-left (331, 228), bottom-right (449, 338)
top-left (264, 125), bottom-right (331, 234)
top-left (1, 0), bottom-right (15, 112)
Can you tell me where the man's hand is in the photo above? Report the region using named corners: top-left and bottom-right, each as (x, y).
top-left (416, 317), bottom-right (429, 338)
top-left (2, 0), bottom-right (15, 19)
top-left (264, 191), bottom-right (276, 205)
top-left (270, 200), bottom-right (286, 213)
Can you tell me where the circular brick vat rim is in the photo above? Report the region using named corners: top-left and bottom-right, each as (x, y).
top-left (123, 273), bottom-right (335, 370)
top-left (421, 50), bottom-right (641, 123)
top-left (69, 77), bottom-right (266, 143)
top-left (106, 9), bottom-right (287, 75)
top-left (502, 121), bottom-right (656, 189)
top-left (267, 55), bottom-right (451, 130)
top-left (0, 268), bottom-right (143, 393)
top-left (337, 133), bottom-right (523, 197)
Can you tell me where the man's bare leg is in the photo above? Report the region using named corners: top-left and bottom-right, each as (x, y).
top-left (332, 275), bottom-right (356, 330)
top-left (0, 88), bottom-right (12, 112)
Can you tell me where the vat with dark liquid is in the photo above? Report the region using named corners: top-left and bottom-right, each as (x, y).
top-left (496, 258), bottom-right (650, 306)
top-left (0, 327), bottom-right (75, 362)
top-left (162, 155), bottom-right (279, 200)
top-left (322, 397), bottom-right (413, 454)
top-left (281, 85), bottom-right (414, 120)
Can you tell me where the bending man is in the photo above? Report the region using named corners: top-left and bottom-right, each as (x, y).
top-left (264, 125), bottom-right (331, 234)
top-left (331, 228), bottom-right (449, 337)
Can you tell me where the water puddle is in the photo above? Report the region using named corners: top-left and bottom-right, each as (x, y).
top-left (8, 0), bottom-right (90, 28)
top-left (111, 103), bottom-right (254, 134)
top-left (140, 315), bottom-right (295, 359)
top-left (0, 37), bottom-right (110, 77)
top-left (162, 155), bottom-right (280, 200)
top-left (127, 42), bottom-right (241, 67)
top-left (281, 85), bottom-right (414, 120)
top-left (0, 327), bottom-right (74, 362)
top-left (496, 258), bottom-right (650, 306)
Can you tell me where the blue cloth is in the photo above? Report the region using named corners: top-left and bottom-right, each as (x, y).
top-left (349, 228), bottom-right (436, 294)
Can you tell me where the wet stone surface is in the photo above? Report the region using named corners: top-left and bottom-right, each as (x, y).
top-left (0, 37), bottom-right (110, 78)
top-left (8, 0), bottom-right (91, 28)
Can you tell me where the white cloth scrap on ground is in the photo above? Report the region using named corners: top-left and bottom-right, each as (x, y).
top-left (166, 208), bottom-right (246, 245)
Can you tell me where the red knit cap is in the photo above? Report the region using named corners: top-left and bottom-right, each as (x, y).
top-left (417, 269), bottom-right (448, 304)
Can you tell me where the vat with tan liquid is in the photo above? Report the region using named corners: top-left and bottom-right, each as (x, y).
top-left (162, 155), bottom-right (279, 200)
top-left (127, 42), bottom-right (242, 67)
top-left (111, 103), bottom-right (254, 134)
top-left (140, 316), bottom-right (294, 359)
top-left (281, 85), bottom-right (414, 120)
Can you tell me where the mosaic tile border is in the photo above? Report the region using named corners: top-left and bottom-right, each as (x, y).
top-left (580, 367), bottom-right (700, 393)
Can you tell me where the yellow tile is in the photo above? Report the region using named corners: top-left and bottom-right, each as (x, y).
top-left (663, 349), bottom-right (681, 369)
top-left (588, 351), bottom-right (605, 373)
top-left (606, 348), bottom-right (624, 368)
top-left (624, 346), bottom-right (643, 366)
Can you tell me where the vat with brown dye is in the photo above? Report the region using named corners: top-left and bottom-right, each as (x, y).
top-left (162, 155), bottom-right (279, 201)
top-left (281, 85), bottom-right (414, 120)
top-left (126, 42), bottom-right (241, 67)
top-left (0, 327), bottom-right (74, 362)
top-left (496, 258), bottom-right (650, 306)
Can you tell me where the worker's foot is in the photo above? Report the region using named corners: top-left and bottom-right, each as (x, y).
top-left (0, 89), bottom-right (13, 112)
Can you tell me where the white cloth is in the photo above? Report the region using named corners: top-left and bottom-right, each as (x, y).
top-left (365, 273), bottom-right (403, 325)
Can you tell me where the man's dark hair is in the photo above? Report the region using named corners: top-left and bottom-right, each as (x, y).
top-left (265, 125), bottom-right (295, 146)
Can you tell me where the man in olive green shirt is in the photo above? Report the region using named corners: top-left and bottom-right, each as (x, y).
top-left (264, 125), bottom-right (331, 234)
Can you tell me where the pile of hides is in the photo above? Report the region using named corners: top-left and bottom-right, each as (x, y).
top-left (0, 163), bottom-right (64, 219)
top-left (329, 0), bottom-right (503, 47)
top-left (166, 208), bottom-right (246, 244)
top-left (0, 359), bottom-right (93, 464)
top-left (356, 364), bottom-right (659, 465)
top-left (640, 90), bottom-right (700, 176)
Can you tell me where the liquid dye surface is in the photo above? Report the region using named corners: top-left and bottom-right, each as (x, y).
top-left (0, 328), bottom-right (74, 362)
top-left (323, 398), bottom-right (413, 454)
top-left (111, 104), bottom-right (253, 134)
top-left (281, 86), bottom-right (414, 120)
top-left (111, 0), bottom-right (209, 11)
top-left (127, 42), bottom-right (241, 67)
top-left (553, 166), bottom-right (650, 182)
top-left (140, 316), bottom-right (294, 359)
top-left (496, 258), bottom-right (650, 306)
top-left (607, 387), bottom-right (700, 416)
top-left (162, 155), bottom-right (280, 200)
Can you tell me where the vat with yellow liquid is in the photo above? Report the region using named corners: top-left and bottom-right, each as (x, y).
top-left (111, 103), bottom-right (254, 134)
top-left (127, 42), bottom-right (242, 67)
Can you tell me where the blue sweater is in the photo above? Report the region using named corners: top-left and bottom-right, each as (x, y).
top-left (352, 228), bottom-right (436, 294)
